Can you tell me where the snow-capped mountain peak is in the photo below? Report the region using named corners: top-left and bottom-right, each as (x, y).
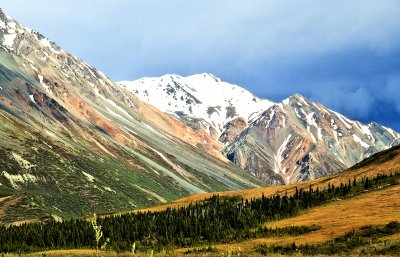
top-left (119, 73), bottom-right (275, 135)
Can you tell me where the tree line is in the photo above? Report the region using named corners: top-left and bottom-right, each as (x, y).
top-left (0, 172), bottom-right (398, 253)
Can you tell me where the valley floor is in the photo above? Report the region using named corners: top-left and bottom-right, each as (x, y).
top-left (3, 182), bottom-right (399, 257)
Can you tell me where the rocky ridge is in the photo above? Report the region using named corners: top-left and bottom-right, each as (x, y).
top-left (121, 78), bottom-right (400, 185)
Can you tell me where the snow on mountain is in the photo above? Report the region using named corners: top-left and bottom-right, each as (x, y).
top-left (0, 11), bottom-right (62, 55)
top-left (224, 93), bottom-right (400, 184)
top-left (119, 73), bottom-right (274, 136)
top-left (121, 72), bottom-right (400, 185)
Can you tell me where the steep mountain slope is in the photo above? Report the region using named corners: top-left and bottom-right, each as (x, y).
top-left (0, 9), bottom-right (264, 224)
top-left (121, 77), bottom-right (399, 185)
top-left (225, 94), bottom-right (399, 184)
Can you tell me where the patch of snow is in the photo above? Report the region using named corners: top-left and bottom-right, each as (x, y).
top-left (39, 38), bottom-right (60, 54)
top-left (312, 102), bottom-right (323, 111)
top-left (307, 126), bottom-right (317, 143)
top-left (7, 21), bottom-right (16, 29)
top-left (330, 119), bottom-right (338, 130)
top-left (29, 63), bottom-right (38, 71)
top-left (305, 112), bottom-right (321, 141)
top-left (28, 94), bottom-right (36, 104)
top-left (334, 111), bottom-right (353, 129)
top-left (294, 108), bottom-right (302, 119)
top-left (333, 130), bottom-right (339, 143)
top-left (357, 122), bottom-right (375, 143)
top-left (317, 127), bottom-right (323, 140)
top-left (88, 82), bottom-right (104, 98)
top-left (330, 119), bottom-right (340, 142)
top-left (381, 125), bottom-right (399, 139)
top-left (263, 109), bottom-right (275, 128)
top-left (353, 134), bottom-right (369, 148)
top-left (337, 157), bottom-right (346, 165)
top-left (39, 38), bottom-right (51, 48)
top-left (276, 134), bottom-right (292, 171)
top-left (3, 33), bottom-right (16, 47)
top-left (282, 98), bottom-right (290, 105)
top-left (298, 96), bottom-right (309, 106)
top-left (281, 114), bottom-right (286, 127)
top-left (98, 71), bottom-right (108, 79)
top-left (38, 75), bottom-right (49, 91)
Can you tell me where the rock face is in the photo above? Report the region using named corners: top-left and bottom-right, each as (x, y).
top-left (219, 117), bottom-right (248, 144)
top-left (224, 94), bottom-right (400, 185)
top-left (121, 77), bottom-right (400, 186)
top-left (0, 9), bottom-right (264, 224)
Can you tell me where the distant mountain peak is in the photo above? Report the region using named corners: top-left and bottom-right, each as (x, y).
top-left (119, 74), bottom-right (274, 135)
top-left (281, 93), bottom-right (311, 106)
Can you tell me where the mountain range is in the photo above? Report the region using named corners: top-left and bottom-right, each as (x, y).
top-left (119, 75), bottom-right (400, 185)
top-left (0, 8), bottom-right (399, 224)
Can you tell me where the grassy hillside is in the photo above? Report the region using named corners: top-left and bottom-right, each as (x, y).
top-left (210, 183), bottom-right (400, 252)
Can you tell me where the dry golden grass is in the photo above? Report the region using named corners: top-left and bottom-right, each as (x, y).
top-left (10, 184), bottom-right (400, 257)
top-left (204, 184), bottom-right (400, 252)
top-left (267, 185), bottom-right (400, 240)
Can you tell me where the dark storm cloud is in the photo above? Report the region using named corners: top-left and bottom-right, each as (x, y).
top-left (2, 0), bottom-right (400, 130)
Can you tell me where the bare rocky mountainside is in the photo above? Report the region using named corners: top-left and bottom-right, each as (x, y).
top-left (120, 75), bottom-right (400, 185)
top-left (0, 9), bottom-right (264, 224)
